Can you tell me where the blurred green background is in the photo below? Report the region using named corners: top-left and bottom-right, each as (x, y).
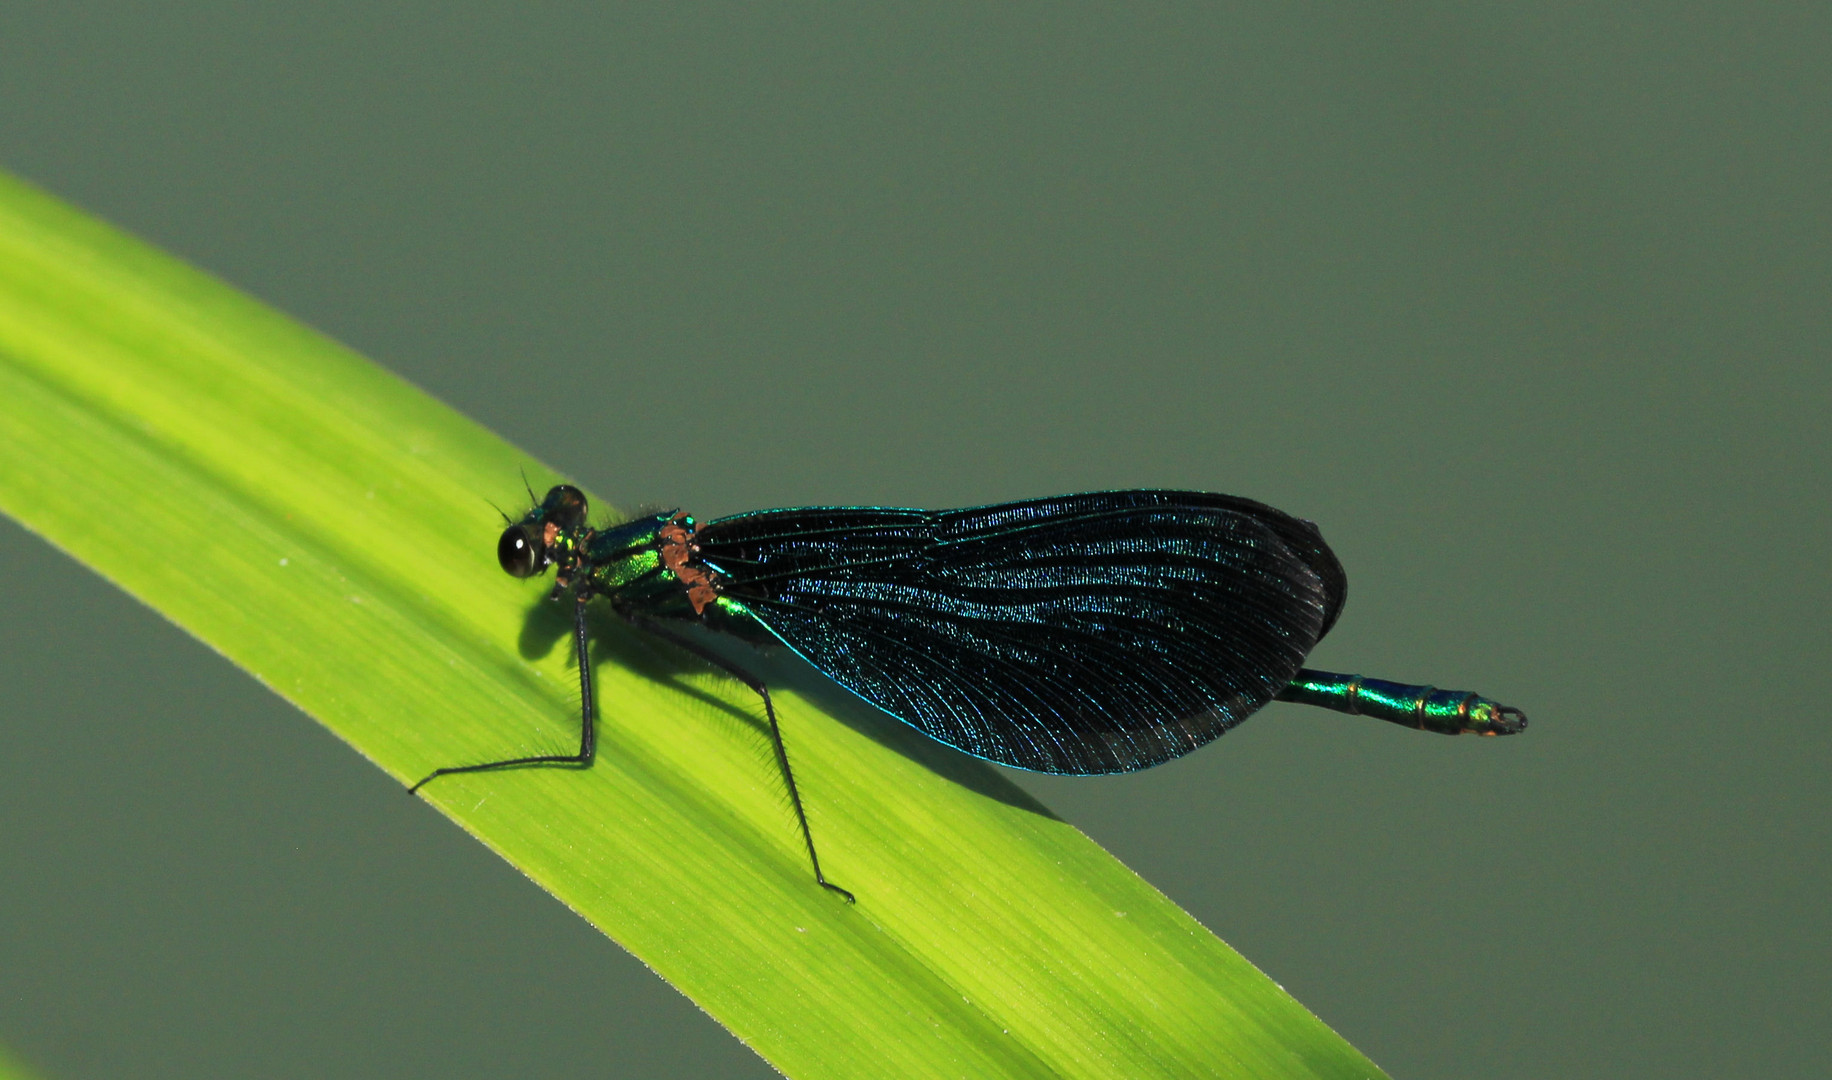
top-left (0, 5), bottom-right (1825, 1079)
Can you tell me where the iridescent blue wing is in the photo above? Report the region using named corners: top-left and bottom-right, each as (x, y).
top-left (696, 490), bottom-right (1344, 774)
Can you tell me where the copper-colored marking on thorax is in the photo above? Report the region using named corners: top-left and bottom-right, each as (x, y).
top-left (658, 512), bottom-right (720, 615)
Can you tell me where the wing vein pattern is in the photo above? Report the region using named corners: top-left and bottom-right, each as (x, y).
top-left (696, 491), bottom-right (1345, 774)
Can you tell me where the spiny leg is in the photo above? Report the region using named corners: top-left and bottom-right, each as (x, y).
top-left (628, 613), bottom-right (855, 903)
top-left (409, 593), bottom-right (598, 794)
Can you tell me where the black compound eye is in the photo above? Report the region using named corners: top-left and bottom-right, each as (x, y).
top-left (497, 524), bottom-right (544, 578)
top-left (543, 485), bottom-right (589, 531)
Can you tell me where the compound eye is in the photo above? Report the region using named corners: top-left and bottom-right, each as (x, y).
top-left (497, 523), bottom-right (544, 578)
top-left (543, 485), bottom-right (589, 531)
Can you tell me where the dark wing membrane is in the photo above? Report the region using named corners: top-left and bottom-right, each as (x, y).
top-left (697, 491), bottom-right (1339, 774)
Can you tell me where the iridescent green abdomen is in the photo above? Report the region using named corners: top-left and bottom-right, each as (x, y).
top-left (1275, 670), bottom-right (1528, 736)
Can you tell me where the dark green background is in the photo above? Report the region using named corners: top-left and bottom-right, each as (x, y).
top-left (1, 5), bottom-right (1826, 1078)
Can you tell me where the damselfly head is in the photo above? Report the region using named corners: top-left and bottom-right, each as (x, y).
top-left (499, 486), bottom-right (590, 578)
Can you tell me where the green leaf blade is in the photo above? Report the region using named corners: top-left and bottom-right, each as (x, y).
top-left (0, 170), bottom-right (1385, 1080)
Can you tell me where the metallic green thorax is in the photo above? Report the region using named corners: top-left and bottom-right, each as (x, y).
top-left (578, 519), bottom-right (668, 594)
top-left (565, 516), bottom-right (720, 619)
